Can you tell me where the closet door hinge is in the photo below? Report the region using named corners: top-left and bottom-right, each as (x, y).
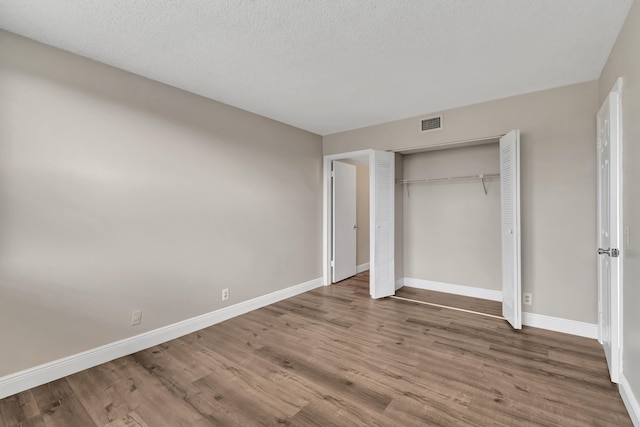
top-left (330, 260), bottom-right (335, 267)
top-left (331, 170), bottom-right (335, 178)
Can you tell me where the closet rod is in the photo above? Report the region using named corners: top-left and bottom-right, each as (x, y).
top-left (398, 173), bottom-right (500, 185)
top-left (399, 173), bottom-right (500, 197)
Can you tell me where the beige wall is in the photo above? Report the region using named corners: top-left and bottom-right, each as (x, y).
top-left (355, 164), bottom-right (370, 266)
top-left (599, 0), bottom-right (640, 409)
top-left (403, 144), bottom-right (501, 290)
top-left (324, 81), bottom-right (599, 323)
top-left (0, 30), bottom-right (323, 377)
top-left (340, 159), bottom-right (369, 268)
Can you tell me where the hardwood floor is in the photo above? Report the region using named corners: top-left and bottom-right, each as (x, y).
top-left (0, 272), bottom-right (632, 426)
top-left (395, 285), bottom-right (503, 318)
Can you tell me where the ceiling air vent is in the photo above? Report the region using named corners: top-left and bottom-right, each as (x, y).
top-left (420, 115), bottom-right (442, 132)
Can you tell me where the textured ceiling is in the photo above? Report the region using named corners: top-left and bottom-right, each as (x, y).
top-left (0, 1), bottom-right (633, 135)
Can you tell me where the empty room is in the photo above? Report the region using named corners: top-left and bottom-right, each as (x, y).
top-left (0, 1), bottom-right (639, 426)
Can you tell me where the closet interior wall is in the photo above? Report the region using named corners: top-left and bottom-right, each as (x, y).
top-left (341, 160), bottom-right (370, 269)
top-left (355, 163), bottom-right (370, 267)
top-left (402, 143), bottom-right (501, 292)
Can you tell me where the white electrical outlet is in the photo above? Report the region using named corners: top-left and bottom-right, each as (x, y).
top-left (222, 288), bottom-right (229, 301)
top-left (523, 293), bottom-right (532, 306)
top-left (131, 310), bottom-right (143, 326)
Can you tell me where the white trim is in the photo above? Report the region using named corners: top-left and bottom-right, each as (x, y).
top-left (393, 134), bottom-right (503, 154)
top-left (356, 262), bottom-right (370, 274)
top-left (395, 278), bottom-right (404, 291)
top-left (0, 277), bottom-right (323, 400)
top-left (613, 77), bottom-right (624, 382)
top-left (620, 373), bottom-right (640, 427)
top-left (403, 277), bottom-right (502, 301)
top-left (323, 149), bottom-right (374, 162)
top-left (522, 312), bottom-right (598, 339)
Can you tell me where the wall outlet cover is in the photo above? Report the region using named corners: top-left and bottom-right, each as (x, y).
top-left (131, 310), bottom-right (143, 326)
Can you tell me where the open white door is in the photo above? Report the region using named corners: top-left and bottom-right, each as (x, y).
top-left (370, 150), bottom-right (395, 298)
top-left (500, 130), bottom-right (522, 329)
top-left (597, 79), bottom-right (622, 383)
top-left (332, 161), bottom-right (357, 282)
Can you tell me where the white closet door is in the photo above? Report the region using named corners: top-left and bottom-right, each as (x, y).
top-left (332, 161), bottom-right (357, 282)
top-left (370, 150), bottom-right (395, 298)
top-left (500, 130), bottom-right (522, 329)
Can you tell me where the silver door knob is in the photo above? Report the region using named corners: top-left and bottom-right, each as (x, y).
top-left (598, 248), bottom-right (620, 257)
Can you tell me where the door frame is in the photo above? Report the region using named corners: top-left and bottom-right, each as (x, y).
top-left (597, 77), bottom-right (623, 383)
top-left (394, 133), bottom-right (522, 329)
top-left (324, 149), bottom-right (395, 297)
top-left (323, 150), bottom-right (373, 288)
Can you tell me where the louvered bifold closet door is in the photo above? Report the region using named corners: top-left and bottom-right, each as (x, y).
top-left (370, 150), bottom-right (395, 299)
top-left (500, 130), bottom-right (522, 329)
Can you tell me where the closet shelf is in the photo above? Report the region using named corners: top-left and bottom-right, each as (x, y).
top-left (399, 173), bottom-right (500, 197)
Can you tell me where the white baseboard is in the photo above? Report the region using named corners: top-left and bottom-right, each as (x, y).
top-left (356, 262), bottom-right (370, 273)
top-left (522, 312), bottom-right (598, 339)
top-left (0, 277), bottom-right (323, 400)
top-left (403, 277), bottom-right (502, 301)
top-left (620, 373), bottom-right (640, 426)
top-left (395, 277), bottom-right (404, 291)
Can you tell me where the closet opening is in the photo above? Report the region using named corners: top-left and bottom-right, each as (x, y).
top-left (392, 131), bottom-right (522, 329)
top-left (323, 132), bottom-right (521, 330)
top-left (396, 141), bottom-right (502, 317)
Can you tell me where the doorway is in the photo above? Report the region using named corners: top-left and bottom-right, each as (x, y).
top-left (331, 160), bottom-right (358, 283)
top-left (323, 150), bottom-right (396, 298)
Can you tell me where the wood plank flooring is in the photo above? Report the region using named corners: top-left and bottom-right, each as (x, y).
top-left (0, 271), bottom-right (632, 426)
top-left (395, 286), bottom-right (503, 317)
